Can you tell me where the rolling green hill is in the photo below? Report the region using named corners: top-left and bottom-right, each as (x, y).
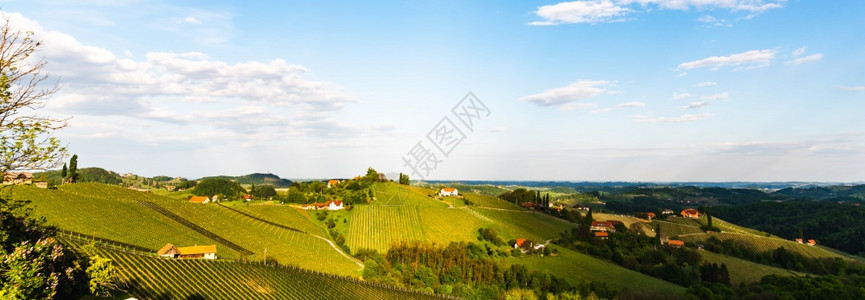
top-left (200, 173), bottom-right (294, 188)
top-left (63, 236), bottom-right (442, 300)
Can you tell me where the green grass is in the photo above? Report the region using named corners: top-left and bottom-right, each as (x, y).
top-left (461, 193), bottom-right (524, 210)
top-left (511, 245), bottom-right (685, 295)
top-left (419, 207), bottom-right (491, 244)
top-left (65, 238), bottom-right (442, 300)
top-left (347, 205), bottom-right (425, 253)
top-left (699, 251), bottom-right (801, 284)
top-left (236, 205), bottom-right (329, 236)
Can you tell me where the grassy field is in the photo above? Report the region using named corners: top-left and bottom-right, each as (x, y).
top-left (461, 193), bottom-right (524, 210)
top-left (699, 251), bottom-right (801, 284)
top-left (419, 207), bottom-right (489, 244)
top-left (66, 238), bottom-right (442, 300)
top-left (347, 205), bottom-right (425, 253)
top-left (512, 245), bottom-right (685, 295)
top-left (235, 205), bottom-right (329, 236)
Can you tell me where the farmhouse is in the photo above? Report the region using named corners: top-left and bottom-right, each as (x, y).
top-left (662, 209), bottom-right (674, 215)
top-left (327, 179), bottom-right (340, 188)
top-left (513, 238), bottom-right (527, 249)
top-left (158, 244), bottom-right (217, 259)
top-left (327, 200), bottom-right (344, 210)
top-left (594, 231), bottom-right (609, 239)
top-left (440, 188), bottom-right (458, 197)
top-left (808, 239), bottom-right (817, 246)
top-left (590, 221), bottom-right (617, 232)
top-left (680, 209), bottom-right (700, 219)
top-left (35, 181), bottom-right (48, 189)
top-left (3, 171), bottom-right (33, 185)
top-left (242, 194), bottom-right (253, 201)
top-left (646, 212), bottom-right (656, 220)
top-left (667, 240), bottom-right (684, 248)
top-left (189, 196), bottom-right (210, 204)
top-left (795, 238), bottom-right (803, 244)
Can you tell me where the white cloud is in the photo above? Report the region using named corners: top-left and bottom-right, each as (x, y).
top-left (683, 101), bottom-right (711, 109)
top-left (7, 12), bottom-right (358, 137)
top-left (530, 0), bottom-right (632, 25)
top-left (697, 15), bottom-right (731, 27)
top-left (784, 53), bottom-right (823, 65)
top-left (490, 127), bottom-right (509, 133)
top-left (700, 92), bottom-right (729, 101)
top-left (182, 16), bottom-right (202, 24)
top-left (672, 92), bottom-right (693, 100)
top-left (792, 46), bottom-right (806, 57)
top-left (695, 81), bottom-right (717, 87)
top-left (836, 85), bottom-right (865, 91)
top-left (591, 101), bottom-right (645, 113)
top-left (532, 0), bottom-right (786, 25)
top-left (631, 113), bottom-right (710, 123)
top-left (521, 80), bottom-right (617, 107)
top-left (678, 49), bottom-right (776, 70)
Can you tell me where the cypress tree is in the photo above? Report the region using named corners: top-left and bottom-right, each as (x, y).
top-left (60, 163), bottom-right (67, 178)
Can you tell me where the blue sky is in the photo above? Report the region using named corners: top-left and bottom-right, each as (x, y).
top-left (5, 0), bottom-right (865, 181)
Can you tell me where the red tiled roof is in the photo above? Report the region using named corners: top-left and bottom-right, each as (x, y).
top-left (591, 221), bottom-right (609, 227)
top-left (177, 245), bottom-right (217, 255)
top-left (328, 179), bottom-right (339, 185)
top-left (515, 238), bottom-right (527, 247)
top-left (808, 239), bottom-right (816, 245)
top-left (189, 196), bottom-right (208, 203)
top-left (442, 188), bottom-right (456, 192)
top-left (647, 212), bottom-right (656, 217)
top-left (158, 243), bottom-right (178, 255)
top-left (668, 240), bottom-right (684, 246)
top-left (594, 231), bottom-right (609, 237)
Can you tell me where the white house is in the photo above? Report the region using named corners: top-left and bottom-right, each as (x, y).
top-left (327, 200), bottom-right (344, 210)
top-left (440, 188), bottom-right (458, 197)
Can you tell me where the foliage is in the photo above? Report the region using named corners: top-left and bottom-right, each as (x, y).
top-left (85, 255), bottom-right (118, 297)
top-left (713, 200), bottom-right (865, 256)
top-left (477, 227), bottom-right (506, 246)
top-left (399, 173), bottom-right (410, 185)
top-left (251, 184), bottom-right (277, 199)
top-left (0, 16), bottom-right (66, 174)
top-left (192, 178), bottom-right (247, 198)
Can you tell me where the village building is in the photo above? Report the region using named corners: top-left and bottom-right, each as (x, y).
top-left (35, 181), bottom-right (49, 189)
top-left (521, 202), bottom-right (537, 209)
top-left (662, 209), bottom-right (674, 215)
top-left (808, 239), bottom-right (817, 246)
top-left (513, 238), bottom-right (527, 249)
top-left (594, 231), bottom-right (609, 239)
top-left (158, 243), bottom-right (217, 259)
top-left (327, 179), bottom-right (340, 188)
top-left (680, 208), bottom-right (700, 219)
top-left (667, 240), bottom-right (684, 248)
top-left (795, 238), bottom-right (804, 244)
top-left (305, 200), bottom-right (344, 211)
top-left (646, 212), bottom-right (656, 220)
top-left (242, 194), bottom-right (253, 201)
top-left (3, 171), bottom-right (33, 185)
top-left (189, 196), bottom-right (210, 204)
top-left (590, 221), bottom-right (617, 232)
top-left (440, 188), bottom-right (458, 197)
top-left (327, 200), bottom-right (344, 210)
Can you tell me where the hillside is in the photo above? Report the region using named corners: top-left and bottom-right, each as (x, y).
top-left (200, 173), bottom-right (294, 188)
top-left (63, 235), bottom-right (442, 300)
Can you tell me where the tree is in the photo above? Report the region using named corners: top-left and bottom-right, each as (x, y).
top-left (0, 15), bottom-right (66, 174)
top-left (586, 208), bottom-right (593, 221)
top-left (0, 237), bottom-right (85, 299)
top-left (60, 163), bottom-right (67, 178)
top-left (86, 256), bottom-right (118, 297)
top-left (399, 173), bottom-right (410, 185)
top-left (67, 154), bottom-right (78, 183)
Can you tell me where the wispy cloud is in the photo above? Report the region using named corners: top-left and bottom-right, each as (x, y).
top-left (521, 80), bottom-right (617, 107)
top-left (683, 102), bottom-right (711, 109)
top-left (182, 16), bottom-right (202, 24)
top-left (592, 101), bottom-right (645, 113)
top-left (792, 46), bottom-right (806, 57)
top-left (836, 85), bottom-right (865, 91)
top-left (785, 53), bottom-right (823, 65)
top-left (531, 0), bottom-right (786, 25)
top-left (678, 49), bottom-right (776, 70)
top-left (631, 113), bottom-right (710, 123)
top-left (695, 81), bottom-right (717, 87)
top-left (672, 92), bottom-right (694, 100)
top-left (700, 92), bottom-right (729, 101)
top-left (530, 0), bottom-right (631, 25)
top-left (697, 15), bottom-right (731, 27)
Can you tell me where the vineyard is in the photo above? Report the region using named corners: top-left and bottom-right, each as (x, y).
top-left (420, 207), bottom-right (490, 243)
top-left (461, 193), bottom-right (524, 210)
top-left (654, 220), bottom-right (704, 237)
top-left (371, 182), bottom-right (448, 207)
top-left (699, 251), bottom-right (801, 284)
top-left (62, 237), bottom-right (445, 300)
top-left (473, 208), bottom-right (576, 241)
top-left (14, 183), bottom-right (362, 276)
top-left (347, 205), bottom-right (425, 252)
top-left (679, 232), bottom-right (847, 259)
top-left (11, 185), bottom-right (226, 255)
top-left (512, 245), bottom-right (686, 295)
top-left (235, 205), bottom-right (328, 235)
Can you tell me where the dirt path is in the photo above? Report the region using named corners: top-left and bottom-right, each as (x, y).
top-left (309, 234), bottom-right (365, 269)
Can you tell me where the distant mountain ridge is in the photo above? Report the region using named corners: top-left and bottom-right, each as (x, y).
top-left (199, 173), bottom-right (293, 188)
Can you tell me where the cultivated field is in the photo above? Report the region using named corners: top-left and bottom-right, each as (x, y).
top-left (347, 205), bottom-right (425, 253)
top-left (512, 245), bottom-right (686, 295)
top-left (679, 232), bottom-right (847, 259)
top-left (699, 251), bottom-right (801, 284)
top-left (654, 220), bottom-right (704, 237)
top-left (66, 238), bottom-right (443, 300)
